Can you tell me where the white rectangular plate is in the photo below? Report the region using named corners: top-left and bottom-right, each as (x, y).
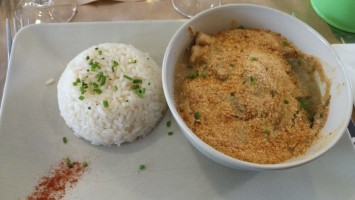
top-left (1, 20), bottom-right (355, 200)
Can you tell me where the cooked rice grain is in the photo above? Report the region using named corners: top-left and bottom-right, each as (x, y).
top-left (57, 43), bottom-right (167, 146)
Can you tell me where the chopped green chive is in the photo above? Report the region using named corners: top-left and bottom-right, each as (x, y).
top-left (251, 57), bottom-right (257, 61)
top-left (194, 112), bottom-right (200, 120)
top-left (114, 85), bottom-right (118, 91)
top-left (265, 130), bottom-right (271, 135)
top-left (271, 93), bottom-right (275, 97)
top-left (187, 65), bottom-right (193, 69)
top-left (72, 82), bottom-right (78, 86)
top-left (186, 71), bottom-right (199, 79)
top-left (79, 96), bottom-right (85, 100)
top-left (139, 164), bottom-right (145, 170)
top-left (320, 113), bottom-right (323, 118)
top-left (91, 88), bottom-right (102, 94)
top-left (89, 61), bottom-right (100, 71)
top-left (135, 89), bottom-right (144, 99)
top-left (250, 76), bottom-right (255, 85)
top-left (242, 80), bottom-right (246, 85)
top-left (133, 79), bottom-right (143, 84)
top-left (88, 107), bottom-right (91, 110)
top-left (237, 25), bottom-right (244, 29)
top-left (95, 72), bottom-right (106, 86)
top-left (283, 40), bottom-right (288, 46)
top-left (131, 85), bottom-right (139, 90)
top-left (98, 50), bottom-right (102, 55)
top-left (65, 157), bottom-right (71, 164)
top-left (299, 97), bottom-right (307, 108)
top-left (103, 100), bottom-right (109, 108)
top-left (112, 61), bottom-right (119, 72)
top-left (82, 162), bottom-right (88, 168)
top-left (168, 131), bottom-right (174, 136)
top-left (148, 82), bottom-right (151, 86)
top-left (283, 99), bottom-right (289, 104)
top-left (95, 47), bottom-right (98, 50)
top-left (123, 75), bottom-right (133, 81)
top-left (86, 56), bottom-right (90, 60)
top-left (167, 121), bottom-right (171, 127)
top-left (308, 115), bottom-right (314, 122)
top-left (68, 164), bottom-right (74, 168)
top-left (201, 73), bottom-right (207, 78)
top-left (230, 64), bottom-right (235, 67)
top-left (62, 137), bottom-right (67, 144)
top-left (131, 59), bottom-right (137, 63)
top-left (231, 92), bottom-right (235, 96)
top-left (142, 88), bottom-right (146, 95)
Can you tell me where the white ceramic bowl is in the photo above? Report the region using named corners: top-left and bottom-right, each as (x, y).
top-left (162, 4), bottom-right (353, 170)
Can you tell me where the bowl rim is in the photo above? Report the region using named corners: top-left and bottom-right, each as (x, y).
top-left (162, 4), bottom-right (353, 170)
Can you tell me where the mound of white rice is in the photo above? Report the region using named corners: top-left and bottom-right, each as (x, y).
top-left (57, 43), bottom-right (167, 146)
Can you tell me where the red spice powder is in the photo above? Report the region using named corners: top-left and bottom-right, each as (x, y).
top-left (27, 158), bottom-right (86, 200)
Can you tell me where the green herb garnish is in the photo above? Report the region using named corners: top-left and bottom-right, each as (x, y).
top-left (283, 99), bottom-right (289, 104)
top-left (139, 164), bottom-right (145, 170)
top-left (186, 71), bottom-right (199, 79)
top-left (231, 92), bottom-right (235, 96)
top-left (187, 65), bottom-right (193, 69)
top-left (237, 25), bottom-right (244, 29)
top-left (135, 89), bottom-right (144, 99)
top-left (265, 130), bottom-right (271, 135)
top-left (168, 131), bottom-right (174, 136)
top-left (103, 100), bottom-right (109, 108)
top-left (86, 56), bottom-right (90, 60)
top-left (308, 115), bottom-right (314, 122)
top-left (79, 96), bottom-right (85, 100)
top-left (112, 60), bottom-right (119, 72)
top-left (194, 112), bottom-right (200, 120)
top-left (96, 72), bottom-right (106, 85)
top-left (133, 79), bottom-right (143, 84)
top-left (91, 88), bottom-right (102, 94)
top-left (89, 61), bottom-right (101, 71)
top-left (88, 107), bottom-right (91, 110)
top-left (62, 137), bottom-right (67, 144)
top-left (131, 85), bottom-right (139, 90)
top-left (251, 57), bottom-right (257, 61)
top-left (65, 157), bottom-right (71, 164)
top-left (283, 40), bottom-right (288, 46)
top-left (131, 59), bottom-right (137, 64)
top-left (250, 76), bottom-right (255, 85)
top-left (167, 121), bottom-right (171, 127)
top-left (299, 97), bottom-right (307, 109)
top-left (98, 50), bottom-right (102, 55)
top-left (82, 162), bottom-right (88, 168)
top-left (114, 85), bottom-right (118, 91)
top-left (123, 75), bottom-right (133, 81)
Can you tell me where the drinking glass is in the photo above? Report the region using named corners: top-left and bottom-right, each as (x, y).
top-left (15, 0), bottom-right (77, 24)
top-left (171, 0), bottom-right (221, 18)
